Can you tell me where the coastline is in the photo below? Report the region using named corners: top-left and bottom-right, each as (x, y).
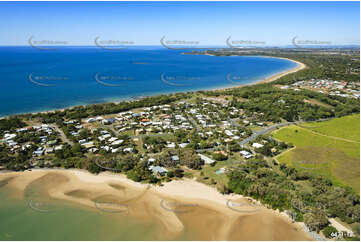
top-left (206, 56), bottom-right (306, 92)
top-left (0, 169), bottom-right (313, 240)
top-left (0, 56), bottom-right (311, 239)
top-left (1, 56), bottom-right (306, 119)
top-left (255, 57), bottom-right (306, 84)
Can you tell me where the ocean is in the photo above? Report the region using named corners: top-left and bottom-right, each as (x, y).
top-left (0, 47), bottom-right (297, 117)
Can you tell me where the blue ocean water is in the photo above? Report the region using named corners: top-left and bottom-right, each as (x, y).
top-left (0, 47), bottom-right (297, 117)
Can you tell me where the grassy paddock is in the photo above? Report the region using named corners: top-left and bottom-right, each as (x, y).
top-left (272, 115), bottom-right (360, 193)
top-left (301, 114), bottom-right (360, 142)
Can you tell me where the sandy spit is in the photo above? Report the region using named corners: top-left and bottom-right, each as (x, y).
top-left (0, 169), bottom-right (314, 240)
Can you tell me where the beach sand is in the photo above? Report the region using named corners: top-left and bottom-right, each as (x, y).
top-left (0, 169), bottom-right (313, 240)
top-left (207, 56), bottom-right (306, 92)
top-left (257, 57), bottom-right (306, 84)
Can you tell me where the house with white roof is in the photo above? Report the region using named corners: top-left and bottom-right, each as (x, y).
top-left (252, 143), bottom-right (264, 149)
top-left (123, 147), bottom-right (134, 153)
top-left (171, 155), bottom-right (179, 162)
top-left (87, 118), bottom-right (96, 123)
top-left (199, 154), bottom-right (215, 164)
top-left (149, 165), bottom-right (168, 176)
top-left (240, 150), bottom-right (253, 159)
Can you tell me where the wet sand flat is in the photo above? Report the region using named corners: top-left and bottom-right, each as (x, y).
top-left (0, 170), bottom-right (313, 240)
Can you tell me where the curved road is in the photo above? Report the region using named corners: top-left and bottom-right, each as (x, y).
top-left (239, 122), bottom-right (293, 146)
top-left (196, 118), bottom-right (333, 152)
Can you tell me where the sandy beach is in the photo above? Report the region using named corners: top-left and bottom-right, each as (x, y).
top-left (0, 169), bottom-right (313, 240)
top-left (206, 56), bottom-right (306, 92)
top-left (257, 57), bottom-right (306, 84)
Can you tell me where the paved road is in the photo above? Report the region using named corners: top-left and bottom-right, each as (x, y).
top-left (233, 118), bottom-right (332, 147)
top-left (239, 122), bottom-right (293, 146)
top-left (50, 124), bottom-right (73, 145)
top-left (196, 122), bottom-right (295, 152)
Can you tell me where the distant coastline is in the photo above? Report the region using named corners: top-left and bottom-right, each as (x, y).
top-left (251, 56), bottom-right (306, 84)
top-left (204, 55), bottom-right (306, 92)
top-left (0, 55), bottom-right (305, 119)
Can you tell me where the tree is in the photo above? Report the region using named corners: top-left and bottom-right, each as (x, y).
top-left (71, 143), bottom-right (83, 156)
top-left (212, 152), bottom-right (227, 161)
top-left (126, 170), bottom-right (141, 182)
top-left (322, 226), bottom-right (338, 238)
top-left (149, 175), bottom-right (159, 184)
top-left (304, 210), bottom-right (329, 232)
top-left (229, 143), bottom-right (241, 152)
top-left (167, 170), bottom-right (175, 178)
top-left (118, 154), bottom-right (136, 171)
top-left (174, 169), bottom-right (184, 178)
top-left (181, 149), bottom-right (204, 170)
top-left (0, 117), bottom-right (26, 132)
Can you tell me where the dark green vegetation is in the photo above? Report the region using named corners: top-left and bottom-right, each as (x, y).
top-left (0, 117), bottom-right (26, 132)
top-left (227, 156), bottom-right (359, 238)
top-left (190, 49), bottom-right (360, 83)
top-left (201, 84), bottom-right (358, 122)
top-left (252, 135), bottom-right (292, 157)
top-left (83, 148), bottom-right (203, 184)
top-left (196, 49), bottom-right (360, 121)
top-left (322, 226), bottom-right (338, 238)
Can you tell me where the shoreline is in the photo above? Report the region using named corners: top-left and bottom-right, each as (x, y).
top-left (0, 56), bottom-right (306, 119)
top-left (205, 55), bottom-right (306, 92)
top-left (0, 168), bottom-right (314, 240)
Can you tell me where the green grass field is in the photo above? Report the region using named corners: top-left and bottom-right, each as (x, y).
top-left (272, 114), bottom-right (360, 193)
top-left (301, 114), bottom-right (360, 142)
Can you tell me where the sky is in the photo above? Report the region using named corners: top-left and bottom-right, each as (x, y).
top-left (0, 1), bottom-right (359, 46)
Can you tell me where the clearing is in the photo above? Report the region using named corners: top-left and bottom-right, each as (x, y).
top-left (272, 114), bottom-right (360, 193)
